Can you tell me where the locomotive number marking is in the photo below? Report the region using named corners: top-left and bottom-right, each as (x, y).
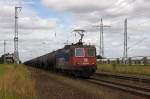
top-left (83, 58), bottom-right (89, 64)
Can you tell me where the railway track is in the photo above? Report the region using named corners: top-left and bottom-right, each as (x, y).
top-left (86, 73), bottom-right (150, 98)
top-left (95, 72), bottom-right (150, 83)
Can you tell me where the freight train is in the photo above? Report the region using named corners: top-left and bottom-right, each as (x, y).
top-left (24, 30), bottom-right (97, 77)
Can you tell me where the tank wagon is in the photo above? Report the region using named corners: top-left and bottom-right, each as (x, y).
top-left (24, 30), bottom-right (97, 77)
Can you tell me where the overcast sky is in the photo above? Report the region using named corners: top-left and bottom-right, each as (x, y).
top-left (0, 0), bottom-right (150, 62)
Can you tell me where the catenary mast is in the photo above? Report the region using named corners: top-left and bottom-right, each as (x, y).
top-left (14, 7), bottom-right (22, 64)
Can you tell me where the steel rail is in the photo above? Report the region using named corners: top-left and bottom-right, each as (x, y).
top-left (86, 77), bottom-right (150, 97)
top-left (95, 72), bottom-right (150, 83)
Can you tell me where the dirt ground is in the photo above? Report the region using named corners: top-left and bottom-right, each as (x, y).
top-left (28, 67), bottom-right (148, 99)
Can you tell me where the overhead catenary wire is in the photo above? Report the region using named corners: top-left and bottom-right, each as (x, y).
top-left (128, 37), bottom-right (147, 50)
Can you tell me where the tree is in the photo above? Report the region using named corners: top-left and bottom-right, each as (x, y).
top-left (96, 55), bottom-right (103, 59)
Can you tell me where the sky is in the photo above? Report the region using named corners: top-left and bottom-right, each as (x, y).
top-left (0, 0), bottom-right (150, 62)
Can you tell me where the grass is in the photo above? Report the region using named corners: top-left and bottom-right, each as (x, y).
top-left (97, 63), bottom-right (150, 76)
top-left (0, 64), bottom-right (38, 99)
top-left (0, 64), bottom-right (7, 76)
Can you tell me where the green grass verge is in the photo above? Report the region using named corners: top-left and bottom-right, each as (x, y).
top-left (0, 64), bottom-right (38, 99)
top-left (0, 64), bottom-right (7, 76)
top-left (97, 64), bottom-right (150, 76)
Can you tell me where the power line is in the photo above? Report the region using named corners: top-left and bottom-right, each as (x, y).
top-left (128, 37), bottom-right (146, 50)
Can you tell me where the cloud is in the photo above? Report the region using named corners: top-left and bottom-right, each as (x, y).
top-left (0, 1), bottom-right (58, 61)
top-left (0, 5), bottom-right (57, 30)
top-left (1, 0), bottom-right (150, 61)
top-left (42, 0), bottom-right (116, 12)
top-left (19, 16), bottom-right (57, 30)
top-left (42, 0), bottom-right (150, 58)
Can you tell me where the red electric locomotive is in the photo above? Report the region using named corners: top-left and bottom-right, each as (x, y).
top-left (54, 30), bottom-right (97, 77)
top-left (67, 44), bottom-right (97, 77)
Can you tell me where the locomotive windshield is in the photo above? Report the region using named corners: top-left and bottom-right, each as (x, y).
top-left (87, 48), bottom-right (95, 57)
top-left (75, 48), bottom-right (85, 57)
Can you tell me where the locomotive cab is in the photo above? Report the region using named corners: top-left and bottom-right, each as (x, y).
top-left (72, 47), bottom-right (96, 66)
top-left (69, 45), bottom-right (97, 77)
